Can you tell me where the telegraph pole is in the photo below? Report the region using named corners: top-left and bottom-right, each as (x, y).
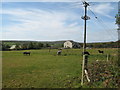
top-left (81, 1), bottom-right (90, 85)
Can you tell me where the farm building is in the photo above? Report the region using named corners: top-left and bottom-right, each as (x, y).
top-left (9, 45), bottom-right (16, 50)
top-left (64, 40), bottom-right (81, 48)
top-left (9, 45), bottom-right (21, 50)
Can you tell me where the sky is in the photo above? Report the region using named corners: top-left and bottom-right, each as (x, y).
top-left (1, 1), bottom-right (119, 43)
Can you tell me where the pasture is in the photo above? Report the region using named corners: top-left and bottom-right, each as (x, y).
top-left (2, 48), bottom-right (119, 88)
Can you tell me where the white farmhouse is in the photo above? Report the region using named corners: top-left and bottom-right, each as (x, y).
top-left (9, 45), bottom-right (16, 50)
top-left (9, 45), bottom-right (22, 50)
top-left (64, 40), bottom-right (81, 49)
top-left (64, 41), bottom-right (73, 48)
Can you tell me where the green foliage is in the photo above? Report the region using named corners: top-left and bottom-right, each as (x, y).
top-left (45, 43), bottom-right (50, 47)
top-left (87, 42), bottom-right (118, 48)
top-left (116, 14), bottom-right (120, 25)
top-left (28, 42), bottom-right (34, 49)
top-left (115, 14), bottom-right (120, 30)
top-left (37, 42), bottom-right (44, 49)
top-left (2, 43), bottom-right (10, 51)
top-left (1, 40), bottom-right (119, 51)
top-left (15, 44), bottom-right (21, 50)
top-left (21, 43), bottom-right (28, 50)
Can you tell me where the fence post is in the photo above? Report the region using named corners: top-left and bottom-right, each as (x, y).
top-left (107, 54), bottom-right (110, 61)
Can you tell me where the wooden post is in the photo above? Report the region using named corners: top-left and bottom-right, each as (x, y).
top-left (49, 47), bottom-right (51, 52)
top-left (81, 55), bottom-right (85, 85)
top-left (81, 1), bottom-right (90, 86)
top-left (107, 54), bottom-right (110, 61)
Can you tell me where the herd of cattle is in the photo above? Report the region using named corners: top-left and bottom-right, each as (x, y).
top-left (23, 49), bottom-right (104, 56)
top-left (57, 49), bottom-right (104, 56)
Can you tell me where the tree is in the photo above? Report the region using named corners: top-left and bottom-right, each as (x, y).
top-left (37, 43), bottom-right (44, 49)
top-left (22, 43), bottom-right (28, 50)
top-left (45, 43), bottom-right (50, 47)
top-left (28, 42), bottom-right (34, 49)
top-left (15, 43), bottom-right (21, 50)
top-left (116, 14), bottom-right (120, 24)
top-left (2, 43), bottom-right (10, 51)
top-left (115, 14), bottom-right (120, 30)
top-left (116, 13), bottom-right (120, 66)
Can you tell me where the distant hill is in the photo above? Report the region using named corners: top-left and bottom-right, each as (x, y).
top-left (1, 40), bottom-right (79, 46)
top-left (1, 40), bottom-right (119, 49)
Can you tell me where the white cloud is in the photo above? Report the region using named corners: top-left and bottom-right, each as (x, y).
top-left (1, 2), bottom-right (118, 42)
top-left (2, 8), bottom-right (83, 41)
top-left (89, 3), bottom-right (114, 18)
top-left (2, 0), bottom-right (119, 2)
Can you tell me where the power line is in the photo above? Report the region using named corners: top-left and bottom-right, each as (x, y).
top-left (88, 7), bottom-right (117, 41)
top-left (94, 18), bottom-right (117, 41)
top-left (88, 7), bottom-right (97, 19)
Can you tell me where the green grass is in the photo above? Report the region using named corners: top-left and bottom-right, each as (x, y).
top-left (2, 48), bottom-right (119, 88)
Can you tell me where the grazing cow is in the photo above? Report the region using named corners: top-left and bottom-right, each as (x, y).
top-left (57, 50), bottom-right (62, 55)
top-left (82, 51), bottom-right (90, 55)
top-left (98, 50), bottom-right (104, 54)
top-left (23, 52), bottom-right (31, 55)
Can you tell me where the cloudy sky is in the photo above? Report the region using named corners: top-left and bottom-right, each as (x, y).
top-left (1, 1), bottom-right (119, 42)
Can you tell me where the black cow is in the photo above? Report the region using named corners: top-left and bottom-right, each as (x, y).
top-left (23, 52), bottom-right (31, 55)
top-left (82, 51), bottom-right (90, 55)
top-left (98, 50), bottom-right (104, 54)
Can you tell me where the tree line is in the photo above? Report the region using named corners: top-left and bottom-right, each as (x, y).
top-left (1, 41), bottom-right (119, 51)
top-left (1, 42), bottom-right (51, 51)
top-left (86, 41), bottom-right (119, 48)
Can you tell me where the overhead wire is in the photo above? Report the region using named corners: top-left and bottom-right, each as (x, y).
top-left (67, 1), bottom-right (117, 42)
top-left (53, 1), bottom-right (117, 42)
top-left (93, 17), bottom-right (116, 41)
top-left (88, 6), bottom-right (117, 33)
top-left (88, 7), bottom-right (118, 41)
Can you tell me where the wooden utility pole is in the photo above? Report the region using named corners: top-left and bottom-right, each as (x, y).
top-left (81, 1), bottom-right (90, 85)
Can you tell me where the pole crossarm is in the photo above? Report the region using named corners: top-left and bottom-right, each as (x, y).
top-left (81, 16), bottom-right (90, 20)
top-left (83, 1), bottom-right (90, 7)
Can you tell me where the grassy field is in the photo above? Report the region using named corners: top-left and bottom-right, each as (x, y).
top-left (2, 48), bottom-right (119, 88)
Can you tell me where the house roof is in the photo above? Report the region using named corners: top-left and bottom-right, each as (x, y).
top-left (9, 45), bottom-right (16, 49)
top-left (64, 40), bottom-right (81, 47)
